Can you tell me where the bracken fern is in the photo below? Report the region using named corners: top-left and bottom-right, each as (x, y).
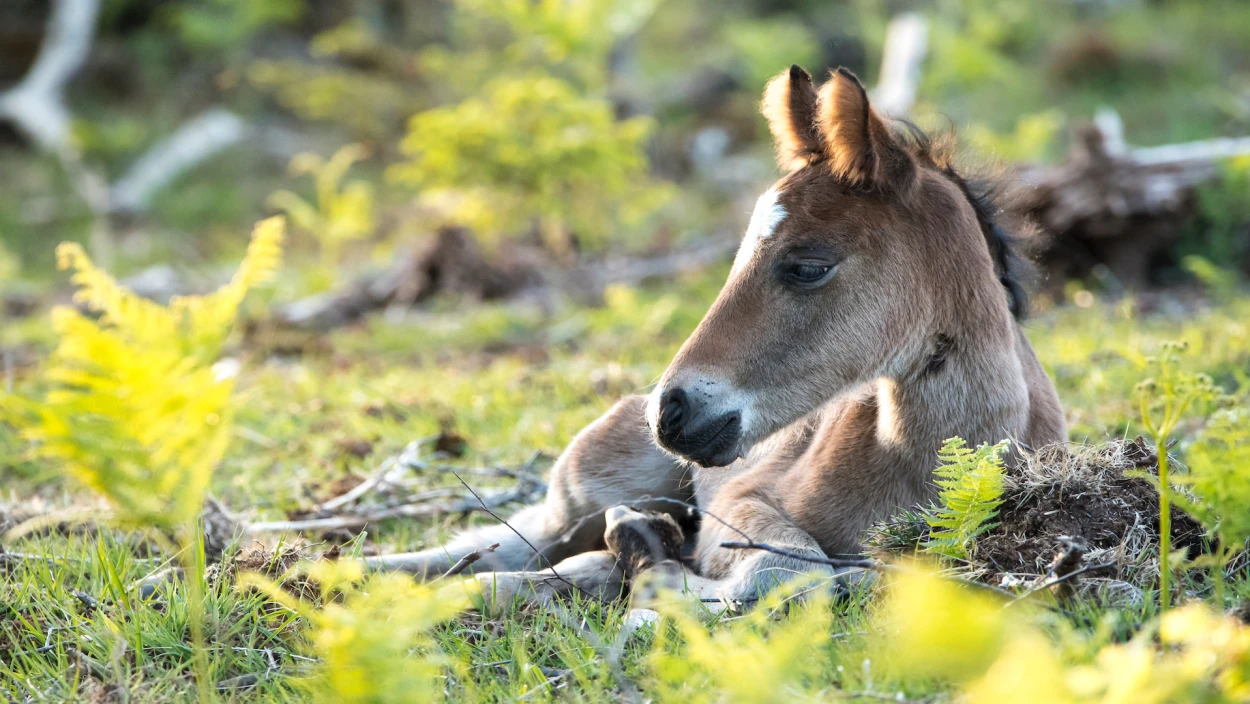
top-left (923, 437), bottom-right (1009, 561)
top-left (1, 216), bottom-right (284, 529)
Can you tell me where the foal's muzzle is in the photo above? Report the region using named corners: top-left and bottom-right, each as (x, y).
top-left (654, 387), bottom-right (742, 467)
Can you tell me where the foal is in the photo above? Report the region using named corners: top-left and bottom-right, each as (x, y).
top-left (370, 66), bottom-right (1066, 602)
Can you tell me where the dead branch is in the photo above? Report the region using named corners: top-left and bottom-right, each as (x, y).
top-left (442, 543), bottom-right (500, 578)
top-left (274, 228), bottom-right (739, 330)
top-left (242, 487), bottom-right (514, 535)
top-left (447, 470), bottom-right (596, 600)
top-left (1015, 113), bottom-right (1250, 287)
top-left (310, 439), bottom-right (426, 515)
top-left (0, 0), bottom-right (99, 150)
top-left (109, 108), bottom-right (251, 214)
top-left (0, 0), bottom-right (253, 266)
top-left (870, 13), bottom-right (928, 116)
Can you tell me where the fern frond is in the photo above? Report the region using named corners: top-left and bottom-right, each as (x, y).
top-left (55, 242), bottom-right (180, 346)
top-left (9, 218), bottom-right (285, 528)
top-left (923, 437), bottom-right (1009, 561)
top-left (173, 216), bottom-right (286, 360)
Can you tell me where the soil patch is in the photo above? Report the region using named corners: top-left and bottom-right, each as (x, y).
top-left (871, 438), bottom-right (1213, 599)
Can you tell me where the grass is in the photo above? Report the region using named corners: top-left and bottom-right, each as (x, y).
top-left (2, 264), bottom-right (1250, 701)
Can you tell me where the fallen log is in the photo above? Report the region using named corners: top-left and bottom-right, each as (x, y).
top-left (275, 225), bottom-right (737, 329)
top-left (1013, 115), bottom-right (1250, 289)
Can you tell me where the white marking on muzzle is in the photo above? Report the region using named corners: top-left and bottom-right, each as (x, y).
top-left (731, 187), bottom-right (787, 275)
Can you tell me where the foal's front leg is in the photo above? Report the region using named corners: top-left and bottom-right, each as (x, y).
top-left (695, 477), bottom-right (865, 604)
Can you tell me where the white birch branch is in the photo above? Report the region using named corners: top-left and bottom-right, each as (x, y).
top-left (0, 0), bottom-right (100, 149)
top-left (870, 13), bottom-right (928, 116)
top-left (109, 108), bottom-right (251, 213)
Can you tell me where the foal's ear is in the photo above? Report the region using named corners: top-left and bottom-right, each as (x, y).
top-left (815, 68), bottom-right (914, 188)
top-left (761, 65), bottom-right (822, 171)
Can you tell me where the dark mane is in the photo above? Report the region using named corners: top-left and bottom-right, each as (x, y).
top-left (893, 121), bottom-right (1034, 320)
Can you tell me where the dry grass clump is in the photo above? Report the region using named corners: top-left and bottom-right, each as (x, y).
top-left (871, 439), bottom-right (1225, 603)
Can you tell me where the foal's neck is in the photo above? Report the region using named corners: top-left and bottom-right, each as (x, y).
top-left (873, 314), bottom-right (1030, 460)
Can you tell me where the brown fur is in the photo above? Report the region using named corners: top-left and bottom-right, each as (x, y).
top-left (761, 65), bottom-right (822, 171)
top-left (371, 66), bottom-right (1067, 608)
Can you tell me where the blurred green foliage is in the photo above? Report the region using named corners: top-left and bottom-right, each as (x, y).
top-left (1179, 156), bottom-right (1250, 269)
top-left (269, 144), bottom-right (375, 286)
top-left (390, 0), bottom-right (672, 250)
top-left (391, 73), bottom-right (666, 249)
top-left (170, 0), bottom-right (303, 53)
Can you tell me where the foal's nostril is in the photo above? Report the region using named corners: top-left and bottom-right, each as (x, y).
top-left (657, 388), bottom-right (689, 439)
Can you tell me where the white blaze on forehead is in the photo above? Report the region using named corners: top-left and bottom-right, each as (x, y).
top-left (731, 187), bottom-right (786, 275)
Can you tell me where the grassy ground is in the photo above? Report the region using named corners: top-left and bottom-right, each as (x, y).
top-left (2, 260), bottom-right (1249, 701)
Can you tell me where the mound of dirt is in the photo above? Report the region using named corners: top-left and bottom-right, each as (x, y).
top-left (983, 439), bottom-right (1204, 578)
top-left (871, 438), bottom-right (1212, 601)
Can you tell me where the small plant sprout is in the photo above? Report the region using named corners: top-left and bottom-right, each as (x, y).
top-left (268, 143), bottom-right (374, 279)
top-left (1134, 340), bottom-right (1222, 612)
top-left (1173, 408), bottom-right (1250, 608)
top-left (923, 437), bottom-right (1009, 561)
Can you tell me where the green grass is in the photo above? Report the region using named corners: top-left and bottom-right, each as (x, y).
top-left (3, 263), bottom-right (1250, 701)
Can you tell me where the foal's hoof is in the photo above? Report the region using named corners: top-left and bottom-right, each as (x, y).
top-left (603, 505), bottom-right (685, 578)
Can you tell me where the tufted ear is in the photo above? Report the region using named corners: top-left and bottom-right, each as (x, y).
top-left (814, 67), bottom-right (914, 189)
top-left (761, 65), bottom-right (822, 171)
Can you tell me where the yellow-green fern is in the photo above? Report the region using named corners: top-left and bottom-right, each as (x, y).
top-left (268, 143), bottom-right (374, 276)
top-left (2, 217), bottom-right (284, 529)
top-left (923, 437), bottom-right (1008, 561)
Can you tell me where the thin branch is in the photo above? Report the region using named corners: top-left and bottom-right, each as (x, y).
top-left (311, 446), bottom-right (411, 515)
top-left (1016, 561), bottom-right (1117, 602)
top-left (639, 496), bottom-right (753, 543)
top-left (242, 487), bottom-right (517, 534)
top-left (870, 13), bottom-right (929, 116)
top-left (109, 108), bottom-right (251, 213)
top-left (448, 470), bottom-right (596, 600)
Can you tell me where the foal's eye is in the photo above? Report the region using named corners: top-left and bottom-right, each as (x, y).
top-left (785, 262), bottom-right (833, 285)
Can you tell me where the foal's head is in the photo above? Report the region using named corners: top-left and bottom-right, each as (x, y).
top-left (648, 66), bottom-right (1030, 467)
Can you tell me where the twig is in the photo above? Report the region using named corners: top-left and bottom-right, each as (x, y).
top-left (448, 470), bottom-right (595, 600)
top-left (0, 0), bottom-right (99, 149)
top-left (109, 109), bottom-right (250, 213)
top-left (870, 13), bottom-right (929, 116)
top-left (243, 488), bottom-right (492, 534)
top-left (442, 543), bottom-right (500, 578)
top-left (312, 453), bottom-right (405, 515)
top-left (216, 673), bottom-right (264, 691)
top-left (638, 496), bottom-right (752, 543)
top-left (845, 691), bottom-right (928, 703)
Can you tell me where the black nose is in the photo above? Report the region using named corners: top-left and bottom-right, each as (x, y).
top-left (657, 388), bottom-right (688, 443)
top-left (654, 387), bottom-right (742, 467)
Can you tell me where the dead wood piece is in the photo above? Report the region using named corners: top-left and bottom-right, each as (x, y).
top-left (870, 13), bottom-right (928, 116)
top-left (275, 226), bottom-right (740, 330)
top-left (1035, 535), bottom-right (1088, 601)
top-left (243, 485), bottom-right (538, 535)
top-left (1013, 119), bottom-right (1250, 288)
top-left (276, 226), bottom-right (542, 329)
